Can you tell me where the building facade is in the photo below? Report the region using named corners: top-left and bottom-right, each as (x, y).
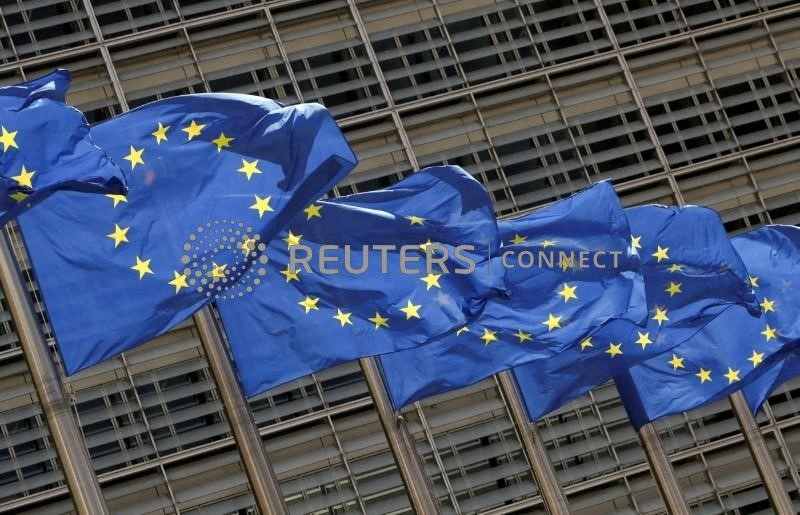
top-left (1, 0), bottom-right (800, 513)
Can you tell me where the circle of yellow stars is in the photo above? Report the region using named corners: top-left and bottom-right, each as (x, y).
top-left (100, 118), bottom-right (285, 298)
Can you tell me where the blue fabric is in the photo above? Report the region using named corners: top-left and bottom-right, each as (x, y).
top-left (216, 165), bottom-right (507, 397)
top-left (0, 69), bottom-right (125, 222)
top-left (744, 341), bottom-right (800, 415)
top-left (380, 181), bottom-right (645, 409)
top-left (612, 225), bottom-right (799, 428)
top-left (19, 94), bottom-right (356, 374)
top-left (514, 205), bottom-right (761, 421)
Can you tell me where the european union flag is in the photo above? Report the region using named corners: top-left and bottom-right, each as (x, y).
top-left (514, 205), bottom-right (760, 421)
top-left (215, 165), bottom-right (505, 397)
top-left (744, 342), bottom-right (800, 414)
top-left (615, 225), bottom-right (800, 428)
top-left (20, 94), bottom-right (356, 374)
top-left (0, 70), bottom-right (125, 222)
top-left (379, 181), bottom-right (645, 409)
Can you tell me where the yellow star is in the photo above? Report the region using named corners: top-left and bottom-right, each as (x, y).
top-left (580, 337), bottom-right (593, 350)
top-left (11, 165), bottom-right (34, 188)
top-left (368, 312), bottom-right (389, 329)
top-left (420, 273), bottom-right (441, 290)
top-left (652, 245), bottom-right (669, 262)
top-left (419, 239), bottom-right (434, 252)
top-left (238, 159), bottom-right (262, 180)
top-left (456, 326), bottom-right (470, 336)
top-left (182, 120), bottom-right (205, 140)
top-left (406, 216), bottom-right (425, 225)
top-left (299, 296), bottom-right (319, 314)
top-left (304, 204), bottom-right (322, 220)
top-left (250, 195), bottom-right (273, 218)
top-left (542, 239), bottom-right (557, 248)
top-left (399, 299), bottom-right (422, 319)
top-left (515, 330), bottom-right (532, 343)
top-left (696, 368), bottom-right (712, 383)
top-left (106, 224), bottom-right (130, 248)
top-left (211, 262), bottom-right (227, 280)
top-left (667, 264), bottom-right (684, 273)
top-left (652, 307), bottom-right (669, 326)
top-left (124, 146), bottom-right (144, 169)
top-left (556, 283), bottom-right (578, 302)
top-left (281, 267), bottom-right (300, 282)
top-left (630, 235), bottom-right (642, 250)
top-left (636, 331), bottom-right (653, 349)
top-left (510, 234), bottom-right (527, 245)
top-left (749, 276), bottom-right (759, 288)
top-left (760, 298), bottom-right (775, 313)
top-left (131, 257), bottom-right (153, 279)
top-left (668, 354), bottom-right (684, 370)
top-left (724, 367), bottom-right (740, 384)
top-left (480, 328), bottom-right (498, 345)
top-left (9, 191), bottom-right (28, 202)
top-left (151, 122), bottom-right (170, 144)
top-left (283, 231), bottom-right (302, 247)
top-left (211, 132), bottom-right (234, 152)
top-left (240, 236), bottom-right (257, 255)
top-left (542, 313), bottom-right (562, 331)
top-left (748, 350), bottom-right (765, 367)
top-left (761, 325), bottom-right (777, 341)
top-left (0, 127), bottom-right (18, 151)
top-left (333, 308), bottom-right (353, 327)
top-left (168, 271), bottom-right (188, 293)
top-left (605, 342), bottom-right (623, 358)
top-left (106, 194), bottom-right (128, 207)
top-left (665, 281), bottom-right (682, 297)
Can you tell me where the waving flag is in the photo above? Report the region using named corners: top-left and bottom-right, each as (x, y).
top-left (0, 69), bottom-right (125, 222)
top-left (379, 181), bottom-right (645, 408)
top-left (216, 166), bottom-right (505, 397)
top-left (20, 94), bottom-right (355, 374)
top-left (514, 205), bottom-right (760, 420)
top-left (615, 225), bottom-right (800, 428)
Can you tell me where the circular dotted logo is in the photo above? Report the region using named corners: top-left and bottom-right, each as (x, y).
top-left (180, 219), bottom-right (269, 300)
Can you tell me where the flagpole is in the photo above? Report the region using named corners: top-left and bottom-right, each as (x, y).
top-left (0, 229), bottom-right (109, 514)
top-left (637, 423), bottom-right (690, 514)
top-left (729, 391), bottom-right (794, 512)
top-left (496, 371), bottom-right (570, 514)
top-left (360, 357), bottom-right (442, 514)
top-left (193, 307), bottom-right (288, 514)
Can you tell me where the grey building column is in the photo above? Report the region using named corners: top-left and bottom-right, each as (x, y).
top-left (0, 230), bottom-right (109, 514)
top-left (360, 357), bottom-right (442, 514)
top-left (193, 307), bottom-right (288, 515)
top-left (496, 371), bottom-right (571, 515)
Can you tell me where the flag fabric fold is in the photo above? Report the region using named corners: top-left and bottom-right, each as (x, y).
top-left (613, 225), bottom-right (800, 428)
top-left (0, 69), bottom-right (126, 223)
top-left (514, 205), bottom-right (761, 421)
top-left (379, 181), bottom-right (644, 409)
top-left (216, 165), bottom-right (506, 397)
top-left (20, 94), bottom-right (355, 374)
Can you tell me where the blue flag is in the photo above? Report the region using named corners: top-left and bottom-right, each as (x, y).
top-left (614, 225), bottom-right (800, 428)
top-left (744, 342), bottom-right (800, 414)
top-left (379, 181), bottom-right (645, 409)
top-left (514, 205), bottom-right (761, 421)
top-left (20, 94), bottom-right (356, 374)
top-left (0, 69), bottom-right (125, 222)
top-left (216, 165), bottom-right (506, 397)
